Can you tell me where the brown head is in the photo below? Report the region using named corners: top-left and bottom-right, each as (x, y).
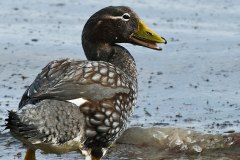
top-left (82, 6), bottom-right (167, 61)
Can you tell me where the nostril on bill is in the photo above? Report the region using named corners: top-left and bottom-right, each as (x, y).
top-left (146, 31), bottom-right (153, 36)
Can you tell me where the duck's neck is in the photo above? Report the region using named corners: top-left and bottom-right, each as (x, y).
top-left (82, 41), bottom-right (137, 82)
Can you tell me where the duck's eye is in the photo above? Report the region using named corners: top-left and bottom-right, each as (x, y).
top-left (122, 13), bottom-right (130, 21)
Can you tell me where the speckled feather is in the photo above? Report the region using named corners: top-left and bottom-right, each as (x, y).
top-left (6, 5), bottom-right (144, 160)
top-left (8, 100), bottom-right (85, 145)
top-left (19, 59), bottom-right (135, 108)
top-left (13, 58), bottom-right (137, 154)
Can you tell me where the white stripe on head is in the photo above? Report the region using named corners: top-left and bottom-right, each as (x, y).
top-left (103, 13), bottom-right (130, 22)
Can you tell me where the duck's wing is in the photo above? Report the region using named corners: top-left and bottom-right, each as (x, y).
top-left (8, 99), bottom-right (85, 144)
top-left (19, 59), bottom-right (131, 109)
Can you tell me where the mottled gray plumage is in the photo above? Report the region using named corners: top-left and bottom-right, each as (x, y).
top-left (19, 59), bottom-right (134, 108)
top-left (6, 5), bottom-right (166, 160)
top-left (9, 100), bottom-right (85, 145)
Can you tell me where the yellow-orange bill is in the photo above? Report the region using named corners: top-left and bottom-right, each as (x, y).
top-left (130, 19), bottom-right (167, 50)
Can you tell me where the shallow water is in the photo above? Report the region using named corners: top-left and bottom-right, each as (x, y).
top-left (0, 0), bottom-right (240, 159)
top-left (1, 127), bottom-right (240, 159)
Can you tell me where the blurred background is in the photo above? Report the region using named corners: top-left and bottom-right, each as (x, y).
top-left (0, 0), bottom-right (239, 159)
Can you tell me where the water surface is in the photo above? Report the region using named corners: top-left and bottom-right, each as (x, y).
top-left (0, 0), bottom-right (240, 159)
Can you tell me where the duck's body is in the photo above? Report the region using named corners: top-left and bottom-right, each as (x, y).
top-left (6, 6), bottom-right (166, 160)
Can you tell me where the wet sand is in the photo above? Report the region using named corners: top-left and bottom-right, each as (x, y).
top-left (0, 0), bottom-right (240, 159)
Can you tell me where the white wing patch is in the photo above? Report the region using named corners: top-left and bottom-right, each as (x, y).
top-left (67, 98), bottom-right (88, 106)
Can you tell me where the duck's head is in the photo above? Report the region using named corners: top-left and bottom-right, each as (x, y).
top-left (82, 6), bottom-right (167, 55)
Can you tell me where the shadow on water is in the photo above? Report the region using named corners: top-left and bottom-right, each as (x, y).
top-left (1, 127), bottom-right (240, 159)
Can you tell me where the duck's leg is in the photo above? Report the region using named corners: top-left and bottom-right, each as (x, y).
top-left (85, 155), bottom-right (101, 160)
top-left (24, 148), bottom-right (36, 160)
top-left (82, 149), bottom-right (101, 160)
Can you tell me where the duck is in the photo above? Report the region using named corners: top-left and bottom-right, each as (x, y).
top-left (6, 6), bottom-right (166, 160)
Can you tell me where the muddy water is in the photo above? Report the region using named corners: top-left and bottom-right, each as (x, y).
top-left (0, 0), bottom-right (240, 159)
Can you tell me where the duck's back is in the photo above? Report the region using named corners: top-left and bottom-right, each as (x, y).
top-left (7, 58), bottom-right (137, 156)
